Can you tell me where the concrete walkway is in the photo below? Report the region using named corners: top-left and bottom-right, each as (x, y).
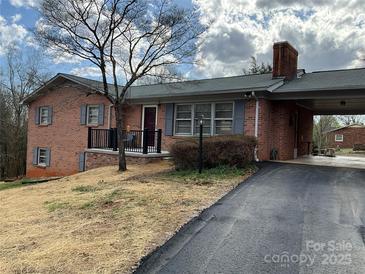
top-left (273, 155), bottom-right (365, 170)
top-left (135, 163), bottom-right (365, 274)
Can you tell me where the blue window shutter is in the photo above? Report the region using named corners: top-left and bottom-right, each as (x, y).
top-left (98, 104), bottom-right (104, 125)
top-left (48, 106), bottom-right (53, 125)
top-left (165, 103), bottom-right (174, 136)
top-left (32, 147), bottom-right (38, 165)
top-left (233, 100), bottom-right (245, 134)
top-left (79, 152), bottom-right (85, 172)
top-left (35, 107), bottom-right (40, 125)
top-left (45, 148), bottom-right (51, 167)
top-left (80, 105), bottom-right (87, 125)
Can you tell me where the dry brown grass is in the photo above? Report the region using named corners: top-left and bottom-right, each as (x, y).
top-left (0, 161), bottom-right (254, 274)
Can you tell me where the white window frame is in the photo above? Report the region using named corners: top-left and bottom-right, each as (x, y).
top-left (193, 103), bottom-right (213, 136)
top-left (87, 105), bottom-right (99, 126)
top-left (174, 104), bottom-right (193, 136)
top-left (213, 102), bottom-right (234, 135)
top-left (38, 148), bottom-right (47, 166)
top-left (174, 102), bottom-right (234, 136)
top-left (335, 134), bottom-right (343, 142)
top-left (39, 106), bottom-right (49, 125)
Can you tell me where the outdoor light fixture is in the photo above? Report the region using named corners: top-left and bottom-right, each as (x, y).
top-left (243, 91), bottom-right (255, 98)
top-left (340, 100), bottom-right (346, 106)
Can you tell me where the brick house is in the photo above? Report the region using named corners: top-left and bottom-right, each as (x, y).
top-left (23, 41), bottom-right (365, 177)
top-left (325, 124), bottom-right (365, 149)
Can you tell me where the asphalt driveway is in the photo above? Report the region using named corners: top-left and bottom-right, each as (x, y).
top-left (135, 163), bottom-right (365, 274)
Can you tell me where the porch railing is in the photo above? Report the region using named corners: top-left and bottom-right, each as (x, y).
top-left (87, 128), bottom-right (162, 154)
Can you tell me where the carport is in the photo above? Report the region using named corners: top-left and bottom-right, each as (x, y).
top-left (269, 68), bottom-right (365, 169)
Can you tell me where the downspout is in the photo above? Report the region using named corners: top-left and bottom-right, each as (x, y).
top-left (254, 97), bottom-right (260, 162)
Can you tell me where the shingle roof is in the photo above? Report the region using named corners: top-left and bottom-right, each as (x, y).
top-left (58, 73), bottom-right (120, 95)
top-left (274, 68), bottom-right (365, 93)
top-left (23, 66), bottom-right (365, 104)
top-left (324, 124), bottom-right (365, 133)
top-left (24, 72), bottom-right (284, 104)
top-left (126, 73), bottom-right (284, 99)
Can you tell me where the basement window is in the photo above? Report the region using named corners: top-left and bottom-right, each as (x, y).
top-left (38, 148), bottom-right (47, 166)
top-left (335, 134), bottom-right (343, 142)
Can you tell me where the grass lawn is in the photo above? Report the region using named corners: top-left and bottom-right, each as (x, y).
top-left (0, 161), bottom-right (256, 274)
top-left (336, 148), bottom-right (365, 157)
top-left (0, 178), bottom-right (53, 191)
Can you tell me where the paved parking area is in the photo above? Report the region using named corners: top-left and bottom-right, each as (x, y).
top-left (135, 163), bottom-right (365, 274)
top-left (274, 155), bottom-right (365, 170)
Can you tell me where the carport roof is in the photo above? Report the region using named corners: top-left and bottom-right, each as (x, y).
top-left (274, 68), bottom-right (365, 93)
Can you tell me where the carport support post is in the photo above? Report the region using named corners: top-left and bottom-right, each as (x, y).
top-left (198, 118), bottom-right (203, 174)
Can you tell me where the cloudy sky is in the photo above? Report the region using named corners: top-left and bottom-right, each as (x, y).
top-left (1, 0), bottom-right (365, 80)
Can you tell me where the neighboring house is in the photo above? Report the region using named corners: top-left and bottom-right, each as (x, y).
top-left (325, 124), bottom-right (365, 149)
top-left (23, 41), bottom-right (365, 177)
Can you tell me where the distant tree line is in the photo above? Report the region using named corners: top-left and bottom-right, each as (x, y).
top-left (0, 46), bottom-right (46, 180)
top-left (243, 56), bottom-right (272, 75)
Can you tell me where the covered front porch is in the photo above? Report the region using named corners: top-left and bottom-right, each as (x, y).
top-left (84, 127), bottom-right (169, 170)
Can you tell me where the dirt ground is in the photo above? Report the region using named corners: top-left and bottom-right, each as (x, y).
top-left (0, 161), bottom-right (254, 274)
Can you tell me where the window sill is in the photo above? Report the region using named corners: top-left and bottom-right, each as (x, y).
top-left (38, 124), bottom-right (49, 127)
top-left (34, 164), bottom-right (47, 169)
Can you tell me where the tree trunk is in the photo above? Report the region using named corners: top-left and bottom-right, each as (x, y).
top-left (115, 102), bottom-right (127, 171)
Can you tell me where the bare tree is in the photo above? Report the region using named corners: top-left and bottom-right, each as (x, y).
top-left (243, 56), bottom-right (272, 75)
top-left (0, 46), bottom-right (47, 179)
top-left (336, 115), bottom-right (364, 126)
top-left (313, 115), bottom-right (339, 151)
top-left (36, 0), bottom-right (206, 171)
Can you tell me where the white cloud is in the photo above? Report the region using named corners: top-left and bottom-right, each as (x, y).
top-left (0, 16), bottom-right (28, 55)
top-left (9, 0), bottom-right (39, 8)
top-left (193, 0), bottom-right (365, 77)
top-left (70, 66), bottom-right (102, 78)
top-left (11, 14), bottom-right (22, 23)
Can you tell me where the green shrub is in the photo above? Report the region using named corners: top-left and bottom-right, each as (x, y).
top-left (353, 144), bottom-right (365, 151)
top-left (170, 135), bottom-right (257, 170)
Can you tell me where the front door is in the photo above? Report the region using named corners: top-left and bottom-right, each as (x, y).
top-left (143, 107), bottom-right (157, 146)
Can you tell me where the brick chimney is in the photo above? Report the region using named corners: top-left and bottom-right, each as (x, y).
top-left (272, 41), bottom-right (298, 80)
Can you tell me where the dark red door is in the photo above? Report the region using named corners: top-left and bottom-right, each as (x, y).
top-left (143, 107), bottom-right (156, 146)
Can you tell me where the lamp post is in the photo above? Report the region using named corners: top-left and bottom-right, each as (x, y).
top-left (198, 115), bottom-right (204, 174)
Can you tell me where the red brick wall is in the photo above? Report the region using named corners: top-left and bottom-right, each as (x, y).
top-left (244, 100), bottom-right (256, 137)
top-left (85, 151), bottom-right (164, 170)
top-left (26, 83), bottom-right (112, 177)
top-left (123, 104), bottom-right (142, 129)
top-left (326, 127), bottom-right (365, 148)
top-left (246, 99), bottom-right (313, 161)
top-left (27, 86), bottom-right (314, 178)
top-left (272, 42), bottom-right (298, 80)
top-left (159, 100), bottom-right (312, 161)
top-left (298, 107), bottom-right (313, 155)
